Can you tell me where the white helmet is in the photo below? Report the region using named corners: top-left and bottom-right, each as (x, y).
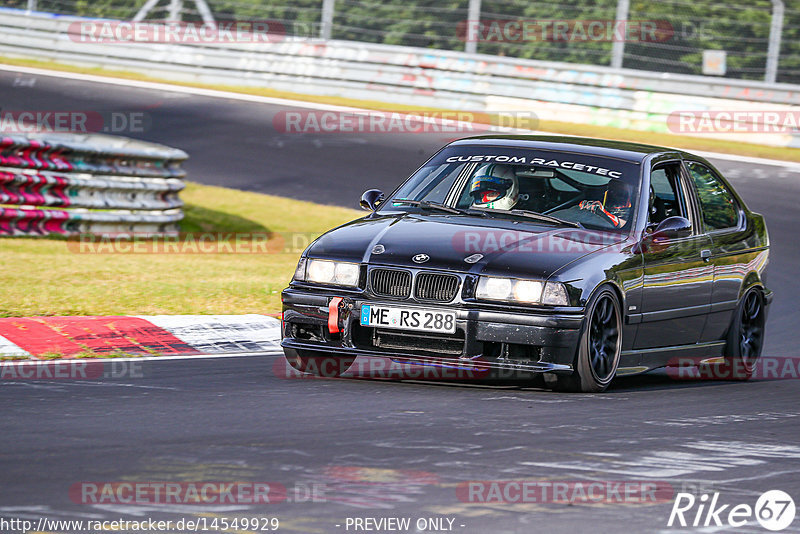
top-left (469, 164), bottom-right (519, 210)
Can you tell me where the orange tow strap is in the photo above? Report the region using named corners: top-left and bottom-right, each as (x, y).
top-left (328, 297), bottom-right (343, 334)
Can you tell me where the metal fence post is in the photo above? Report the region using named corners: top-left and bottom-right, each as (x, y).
top-left (168, 0), bottom-right (183, 21)
top-left (766, 0), bottom-right (784, 84)
top-left (194, 0), bottom-right (215, 24)
top-left (320, 0), bottom-right (335, 40)
top-left (134, 0), bottom-right (213, 23)
top-left (610, 0), bottom-right (629, 69)
top-left (465, 0), bottom-right (481, 54)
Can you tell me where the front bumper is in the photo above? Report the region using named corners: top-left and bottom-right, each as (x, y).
top-left (281, 287), bottom-right (583, 375)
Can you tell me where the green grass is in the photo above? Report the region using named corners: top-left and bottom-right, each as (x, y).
top-left (2, 55), bottom-right (799, 162)
top-left (0, 182), bottom-right (360, 317)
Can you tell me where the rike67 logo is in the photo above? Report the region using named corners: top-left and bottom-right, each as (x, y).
top-left (668, 490), bottom-right (796, 531)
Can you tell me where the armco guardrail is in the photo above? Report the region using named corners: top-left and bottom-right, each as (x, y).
top-left (0, 133), bottom-right (186, 236)
top-left (0, 9), bottom-right (799, 148)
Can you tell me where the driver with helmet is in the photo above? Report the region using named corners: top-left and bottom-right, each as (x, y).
top-left (578, 180), bottom-right (632, 228)
top-left (468, 165), bottom-right (632, 228)
top-left (469, 164), bottom-right (519, 210)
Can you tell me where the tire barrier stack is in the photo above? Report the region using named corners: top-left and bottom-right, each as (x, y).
top-left (0, 133), bottom-right (187, 236)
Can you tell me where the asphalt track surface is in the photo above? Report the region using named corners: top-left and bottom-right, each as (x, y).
top-left (1, 68), bottom-right (800, 533)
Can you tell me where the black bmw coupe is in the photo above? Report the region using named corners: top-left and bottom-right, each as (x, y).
top-left (281, 136), bottom-right (771, 392)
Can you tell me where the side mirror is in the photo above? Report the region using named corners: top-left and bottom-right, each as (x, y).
top-left (650, 216), bottom-right (692, 241)
top-left (360, 189), bottom-right (385, 211)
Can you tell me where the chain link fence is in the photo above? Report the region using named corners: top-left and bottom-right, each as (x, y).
top-left (3, 0), bottom-right (799, 84)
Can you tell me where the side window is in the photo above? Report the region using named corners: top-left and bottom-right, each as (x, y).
top-left (686, 162), bottom-right (740, 231)
top-left (649, 164), bottom-right (687, 226)
top-left (394, 163), bottom-right (463, 204)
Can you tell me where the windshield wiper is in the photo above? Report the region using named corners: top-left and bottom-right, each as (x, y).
top-left (391, 199), bottom-right (485, 216)
top-left (470, 206), bottom-right (582, 228)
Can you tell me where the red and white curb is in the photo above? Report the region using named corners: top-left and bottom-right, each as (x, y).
top-left (0, 314), bottom-right (282, 359)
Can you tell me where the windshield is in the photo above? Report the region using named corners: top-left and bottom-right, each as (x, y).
top-left (383, 146), bottom-right (642, 231)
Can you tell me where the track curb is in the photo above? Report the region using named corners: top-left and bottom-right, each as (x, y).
top-left (0, 314), bottom-right (282, 359)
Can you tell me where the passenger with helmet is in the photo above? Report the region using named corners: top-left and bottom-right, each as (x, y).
top-left (578, 179), bottom-right (633, 228)
top-left (469, 164), bottom-right (519, 210)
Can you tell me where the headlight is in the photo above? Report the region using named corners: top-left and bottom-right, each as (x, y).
top-left (541, 281), bottom-right (570, 306)
top-left (476, 276), bottom-right (569, 306)
top-left (293, 258), bottom-right (307, 281)
top-left (513, 280), bottom-right (544, 302)
top-left (299, 259), bottom-right (360, 287)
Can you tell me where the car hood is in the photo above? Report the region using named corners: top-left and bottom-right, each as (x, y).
top-left (307, 213), bottom-right (627, 280)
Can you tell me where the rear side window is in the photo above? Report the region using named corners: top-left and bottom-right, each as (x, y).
top-left (686, 162), bottom-right (740, 231)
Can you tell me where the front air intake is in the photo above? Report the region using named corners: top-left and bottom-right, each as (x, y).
top-left (370, 268), bottom-right (412, 298)
top-left (415, 273), bottom-right (460, 302)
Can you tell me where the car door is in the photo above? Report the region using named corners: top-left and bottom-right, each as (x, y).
top-left (683, 160), bottom-right (753, 343)
top-left (633, 161), bottom-right (713, 350)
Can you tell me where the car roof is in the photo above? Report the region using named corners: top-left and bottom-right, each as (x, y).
top-left (448, 135), bottom-right (689, 163)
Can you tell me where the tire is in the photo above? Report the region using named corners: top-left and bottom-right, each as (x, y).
top-left (722, 287), bottom-right (765, 380)
top-left (285, 350), bottom-right (355, 378)
top-left (545, 286), bottom-right (622, 393)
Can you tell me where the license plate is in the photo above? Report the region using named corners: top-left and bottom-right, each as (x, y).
top-left (360, 305), bottom-right (456, 334)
